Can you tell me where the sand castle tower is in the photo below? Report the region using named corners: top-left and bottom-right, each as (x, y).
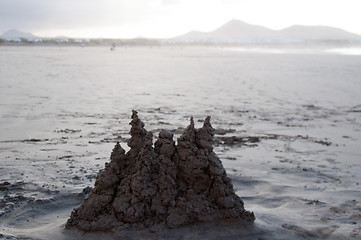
top-left (66, 111), bottom-right (254, 231)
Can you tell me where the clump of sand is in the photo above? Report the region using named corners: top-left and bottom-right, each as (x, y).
top-left (65, 110), bottom-right (255, 231)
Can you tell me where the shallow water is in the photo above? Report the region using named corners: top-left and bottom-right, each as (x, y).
top-left (0, 46), bottom-right (361, 239)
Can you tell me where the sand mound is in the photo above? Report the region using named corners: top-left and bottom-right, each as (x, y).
top-left (65, 111), bottom-right (255, 231)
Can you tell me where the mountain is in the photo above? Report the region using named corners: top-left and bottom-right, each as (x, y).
top-left (207, 19), bottom-right (277, 41)
top-left (173, 19), bottom-right (361, 42)
top-left (279, 25), bottom-right (360, 40)
top-left (174, 20), bottom-right (277, 42)
top-left (0, 29), bottom-right (38, 39)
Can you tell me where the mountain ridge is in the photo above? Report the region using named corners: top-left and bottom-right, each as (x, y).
top-left (0, 29), bottom-right (38, 39)
top-left (174, 19), bottom-right (361, 42)
top-left (2, 20), bottom-right (361, 42)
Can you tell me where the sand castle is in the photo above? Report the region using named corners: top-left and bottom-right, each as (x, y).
top-left (66, 110), bottom-right (255, 231)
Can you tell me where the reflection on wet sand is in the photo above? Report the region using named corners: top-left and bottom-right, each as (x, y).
top-left (0, 46), bottom-right (360, 239)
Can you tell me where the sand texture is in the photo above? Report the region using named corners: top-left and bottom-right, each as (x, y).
top-left (1, 46), bottom-right (361, 239)
top-left (66, 111), bottom-right (254, 231)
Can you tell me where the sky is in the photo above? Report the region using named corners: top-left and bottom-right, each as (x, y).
top-left (1, 0), bottom-right (361, 38)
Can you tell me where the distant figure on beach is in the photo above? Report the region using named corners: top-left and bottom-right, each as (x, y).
top-left (110, 42), bottom-right (116, 51)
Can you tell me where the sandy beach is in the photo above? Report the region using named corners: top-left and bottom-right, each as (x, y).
top-left (0, 45), bottom-right (360, 239)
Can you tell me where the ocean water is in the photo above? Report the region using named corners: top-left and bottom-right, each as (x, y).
top-left (0, 46), bottom-right (360, 239)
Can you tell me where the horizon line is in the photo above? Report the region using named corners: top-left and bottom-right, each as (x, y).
top-left (1, 19), bottom-right (361, 39)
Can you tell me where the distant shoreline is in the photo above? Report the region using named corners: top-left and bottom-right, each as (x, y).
top-left (1, 38), bottom-right (361, 48)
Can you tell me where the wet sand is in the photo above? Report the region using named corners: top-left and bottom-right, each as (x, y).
top-left (0, 46), bottom-right (360, 239)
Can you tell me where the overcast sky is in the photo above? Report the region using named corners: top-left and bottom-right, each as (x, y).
top-left (1, 0), bottom-right (361, 38)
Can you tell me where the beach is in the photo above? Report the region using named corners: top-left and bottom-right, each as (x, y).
top-left (0, 45), bottom-right (360, 239)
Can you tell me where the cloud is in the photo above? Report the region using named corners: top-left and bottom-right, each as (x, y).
top-left (160, 0), bottom-right (180, 6)
top-left (0, 0), bottom-right (156, 33)
top-left (1, 0), bottom-right (360, 38)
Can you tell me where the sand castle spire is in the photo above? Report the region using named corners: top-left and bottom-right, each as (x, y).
top-left (110, 142), bottom-right (126, 165)
top-left (66, 111), bottom-right (255, 231)
top-left (196, 116), bottom-right (215, 151)
top-left (154, 129), bottom-right (176, 159)
top-left (177, 116), bottom-right (196, 148)
top-left (127, 110), bottom-right (147, 157)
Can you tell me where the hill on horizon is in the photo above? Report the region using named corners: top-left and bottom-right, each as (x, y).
top-left (173, 19), bottom-right (361, 42)
top-left (0, 29), bottom-right (38, 39)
